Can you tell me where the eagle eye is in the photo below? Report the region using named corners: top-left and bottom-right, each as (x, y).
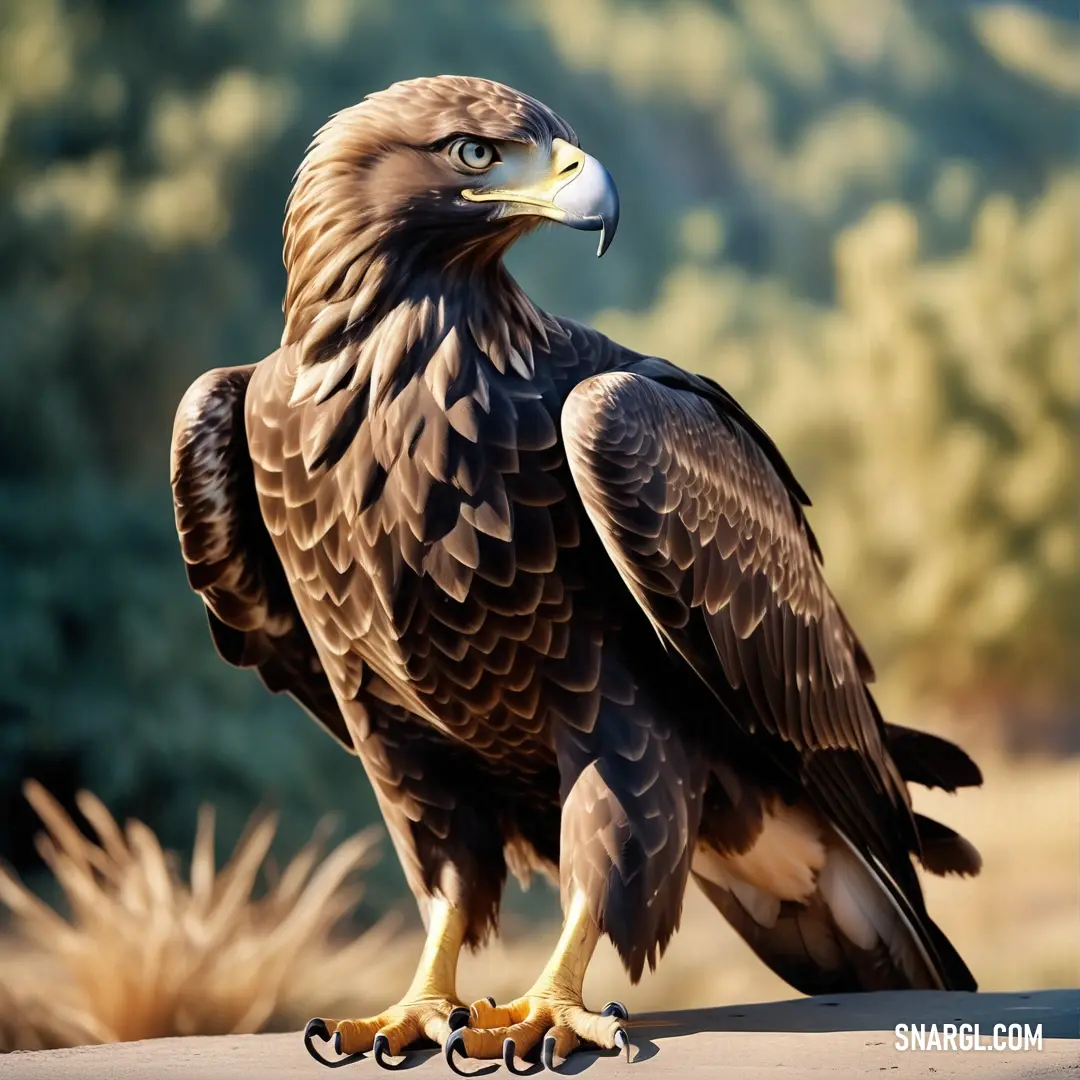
top-left (451, 139), bottom-right (498, 172)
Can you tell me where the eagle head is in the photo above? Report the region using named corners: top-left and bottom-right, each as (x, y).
top-left (283, 76), bottom-right (619, 346)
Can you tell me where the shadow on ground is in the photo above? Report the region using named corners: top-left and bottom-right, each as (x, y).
top-left (639, 988), bottom-right (1077, 1037)
top-left (562, 989), bottom-right (1079, 1073)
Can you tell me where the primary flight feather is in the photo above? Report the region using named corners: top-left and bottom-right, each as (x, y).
top-left (171, 76), bottom-right (982, 1071)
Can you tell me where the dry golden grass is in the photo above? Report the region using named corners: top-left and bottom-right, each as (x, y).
top-left (0, 782), bottom-right (402, 1051)
top-left (1, 746), bottom-right (1075, 1052)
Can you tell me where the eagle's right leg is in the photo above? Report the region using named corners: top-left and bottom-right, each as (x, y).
top-left (305, 895), bottom-right (470, 1066)
top-left (305, 701), bottom-right (508, 1069)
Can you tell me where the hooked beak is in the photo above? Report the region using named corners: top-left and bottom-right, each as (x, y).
top-left (462, 138), bottom-right (620, 257)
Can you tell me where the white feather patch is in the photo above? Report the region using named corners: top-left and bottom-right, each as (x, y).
top-left (692, 844), bottom-right (781, 928)
top-left (817, 844), bottom-right (883, 951)
top-left (721, 800), bottom-right (826, 902)
top-left (690, 799), bottom-right (827, 927)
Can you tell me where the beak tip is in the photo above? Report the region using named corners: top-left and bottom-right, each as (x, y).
top-left (551, 153), bottom-right (619, 259)
top-left (596, 212), bottom-right (619, 257)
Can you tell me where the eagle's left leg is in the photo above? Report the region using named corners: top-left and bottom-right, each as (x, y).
top-left (305, 702), bottom-right (508, 1069)
top-left (448, 660), bottom-right (706, 1071)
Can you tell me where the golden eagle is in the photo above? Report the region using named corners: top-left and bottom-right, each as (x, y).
top-left (171, 76), bottom-right (982, 1072)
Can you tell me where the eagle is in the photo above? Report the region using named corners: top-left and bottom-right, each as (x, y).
top-left (171, 76), bottom-right (983, 1072)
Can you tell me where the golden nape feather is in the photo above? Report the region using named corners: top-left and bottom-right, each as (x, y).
top-left (170, 75), bottom-right (982, 1071)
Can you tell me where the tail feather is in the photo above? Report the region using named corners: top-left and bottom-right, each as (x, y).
top-left (884, 723), bottom-right (983, 792)
top-left (881, 722), bottom-right (983, 876)
top-left (827, 827), bottom-right (977, 992)
top-left (694, 872), bottom-right (900, 995)
top-left (693, 719), bottom-right (981, 997)
top-left (913, 813), bottom-right (982, 877)
top-left (693, 824), bottom-right (977, 996)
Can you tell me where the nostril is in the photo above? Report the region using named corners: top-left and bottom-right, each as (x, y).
top-left (558, 162), bottom-right (581, 176)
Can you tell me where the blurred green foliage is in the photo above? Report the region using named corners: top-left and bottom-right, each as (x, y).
top-left (0, 0), bottom-right (1076, 894)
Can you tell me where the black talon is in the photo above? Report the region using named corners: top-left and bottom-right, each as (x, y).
top-left (373, 1033), bottom-right (409, 1071)
top-left (503, 1036), bottom-right (542, 1075)
top-left (303, 1017), bottom-right (332, 1066)
top-left (614, 1027), bottom-right (631, 1063)
top-left (541, 1033), bottom-right (558, 1072)
top-left (444, 1028), bottom-right (499, 1077)
top-left (448, 1007), bottom-right (471, 1031)
top-left (601, 1001), bottom-right (629, 1021)
top-left (445, 1029), bottom-right (471, 1077)
top-left (306, 1018), bottom-right (331, 1043)
top-left (303, 1018), bottom-right (367, 1068)
top-left (485, 996), bottom-right (496, 1007)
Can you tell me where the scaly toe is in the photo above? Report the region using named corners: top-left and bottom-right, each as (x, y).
top-left (453, 997), bottom-right (624, 1066)
top-left (469, 997), bottom-right (520, 1028)
top-left (304, 998), bottom-right (466, 1068)
top-left (450, 1021), bottom-right (539, 1061)
top-left (336, 1017), bottom-right (384, 1056)
top-left (553, 1004), bottom-right (624, 1051)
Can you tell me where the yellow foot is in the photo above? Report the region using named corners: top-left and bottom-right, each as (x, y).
top-left (305, 996), bottom-right (469, 1069)
top-left (446, 996), bottom-right (630, 1074)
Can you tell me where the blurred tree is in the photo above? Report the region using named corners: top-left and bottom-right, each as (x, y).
top-left (0, 0), bottom-right (1076, 893)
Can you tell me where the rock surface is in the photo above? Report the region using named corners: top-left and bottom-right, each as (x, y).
top-left (2, 990), bottom-right (1076, 1079)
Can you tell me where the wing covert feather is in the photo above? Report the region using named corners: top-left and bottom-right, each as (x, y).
top-left (562, 367), bottom-right (887, 771)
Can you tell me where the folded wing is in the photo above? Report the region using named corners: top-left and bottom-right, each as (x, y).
top-left (562, 361), bottom-right (891, 775)
top-left (171, 364), bottom-right (352, 746)
top-left (562, 361), bottom-right (978, 991)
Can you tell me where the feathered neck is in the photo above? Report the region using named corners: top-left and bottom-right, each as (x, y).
top-left (280, 166), bottom-right (567, 475)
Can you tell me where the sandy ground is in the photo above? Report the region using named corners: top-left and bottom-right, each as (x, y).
top-left (2, 990), bottom-right (1075, 1079)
